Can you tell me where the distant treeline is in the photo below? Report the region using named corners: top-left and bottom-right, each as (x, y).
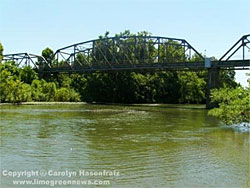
top-left (0, 31), bottom-right (238, 104)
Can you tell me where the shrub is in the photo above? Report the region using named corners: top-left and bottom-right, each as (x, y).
top-left (208, 87), bottom-right (250, 124)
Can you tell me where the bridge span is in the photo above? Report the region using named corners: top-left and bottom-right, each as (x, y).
top-left (3, 34), bottom-right (250, 72)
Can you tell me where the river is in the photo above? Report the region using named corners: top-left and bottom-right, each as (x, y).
top-left (0, 104), bottom-right (249, 187)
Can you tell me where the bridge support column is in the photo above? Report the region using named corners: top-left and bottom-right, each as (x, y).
top-left (206, 67), bottom-right (220, 109)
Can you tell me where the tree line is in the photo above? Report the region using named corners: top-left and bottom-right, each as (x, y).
top-left (0, 31), bottom-right (240, 106)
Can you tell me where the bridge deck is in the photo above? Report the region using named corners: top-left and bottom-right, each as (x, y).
top-left (40, 60), bottom-right (250, 73)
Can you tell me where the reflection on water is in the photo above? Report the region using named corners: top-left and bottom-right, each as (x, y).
top-left (0, 104), bottom-right (249, 187)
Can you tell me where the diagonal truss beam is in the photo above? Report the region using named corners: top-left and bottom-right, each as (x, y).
top-left (3, 53), bottom-right (49, 69)
top-left (219, 34), bottom-right (250, 61)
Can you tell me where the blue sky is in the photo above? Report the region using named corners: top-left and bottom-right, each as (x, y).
top-left (1, 0), bottom-right (249, 86)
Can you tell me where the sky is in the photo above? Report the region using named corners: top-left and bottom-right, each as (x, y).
top-left (1, 0), bottom-right (249, 86)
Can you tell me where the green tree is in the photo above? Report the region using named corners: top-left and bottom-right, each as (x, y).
top-left (70, 74), bottom-right (87, 100)
top-left (57, 73), bottom-right (72, 88)
top-left (4, 80), bottom-right (32, 103)
top-left (31, 79), bottom-right (57, 101)
top-left (31, 79), bottom-right (45, 101)
top-left (0, 60), bottom-right (20, 78)
top-left (0, 60), bottom-right (30, 103)
top-left (42, 82), bottom-right (57, 101)
top-left (0, 69), bottom-right (11, 102)
top-left (56, 88), bottom-right (71, 101)
top-left (20, 66), bottom-right (38, 84)
top-left (0, 42), bottom-right (3, 63)
top-left (178, 71), bottom-right (206, 103)
top-left (55, 88), bottom-right (80, 102)
top-left (208, 87), bottom-right (250, 124)
top-left (219, 70), bottom-right (238, 88)
top-left (41, 47), bottom-right (55, 66)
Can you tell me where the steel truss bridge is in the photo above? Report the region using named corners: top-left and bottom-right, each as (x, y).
top-left (3, 34), bottom-right (250, 73)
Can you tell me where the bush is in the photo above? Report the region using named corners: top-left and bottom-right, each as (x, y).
top-left (4, 80), bottom-right (32, 103)
top-left (55, 88), bottom-right (80, 102)
top-left (55, 88), bottom-right (70, 101)
top-left (208, 87), bottom-right (250, 124)
top-left (42, 82), bottom-right (57, 101)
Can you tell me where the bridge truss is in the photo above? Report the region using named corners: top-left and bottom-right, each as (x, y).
top-left (2, 34), bottom-right (250, 73)
top-left (2, 53), bottom-right (49, 69)
top-left (217, 34), bottom-right (250, 69)
top-left (52, 36), bottom-right (204, 72)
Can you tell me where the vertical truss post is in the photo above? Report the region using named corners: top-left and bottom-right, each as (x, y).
top-left (73, 45), bottom-right (76, 67)
top-left (134, 37), bottom-right (137, 65)
top-left (57, 52), bottom-right (59, 67)
top-left (243, 38), bottom-right (245, 62)
top-left (92, 41), bottom-right (95, 66)
top-left (183, 42), bottom-right (186, 65)
top-left (158, 37), bottom-right (160, 65)
top-left (112, 38), bottom-right (115, 65)
top-left (166, 42), bottom-right (168, 64)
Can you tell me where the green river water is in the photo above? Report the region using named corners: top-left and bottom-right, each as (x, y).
top-left (0, 104), bottom-right (249, 187)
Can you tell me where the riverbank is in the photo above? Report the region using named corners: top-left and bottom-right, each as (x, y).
top-left (0, 102), bottom-right (87, 105)
top-left (0, 102), bottom-right (206, 109)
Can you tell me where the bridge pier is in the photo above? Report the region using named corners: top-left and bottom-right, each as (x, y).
top-left (206, 67), bottom-right (220, 109)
